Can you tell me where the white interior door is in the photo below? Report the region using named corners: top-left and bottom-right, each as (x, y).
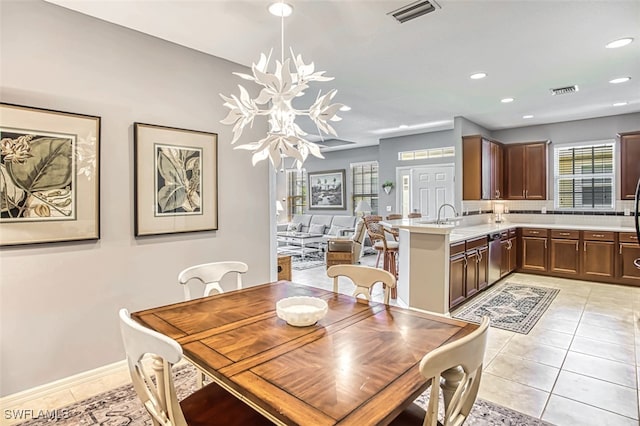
top-left (397, 164), bottom-right (455, 220)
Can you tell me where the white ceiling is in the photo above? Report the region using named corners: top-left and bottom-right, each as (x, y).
top-left (46, 0), bottom-right (640, 148)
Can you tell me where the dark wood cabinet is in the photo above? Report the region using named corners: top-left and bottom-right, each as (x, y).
top-left (520, 228), bottom-right (548, 272)
top-left (500, 232), bottom-right (517, 277)
top-left (620, 131), bottom-right (640, 200)
top-left (449, 237), bottom-right (488, 309)
top-left (581, 231), bottom-right (615, 280)
top-left (463, 135), bottom-right (504, 200)
top-left (505, 142), bottom-right (547, 200)
top-left (550, 230), bottom-right (580, 276)
top-left (618, 232), bottom-right (640, 286)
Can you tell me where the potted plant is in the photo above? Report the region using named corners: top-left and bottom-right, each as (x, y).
top-left (382, 180), bottom-right (394, 194)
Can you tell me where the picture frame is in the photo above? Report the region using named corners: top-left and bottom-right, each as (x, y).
top-left (308, 169), bottom-right (346, 210)
top-left (0, 103), bottom-right (100, 246)
top-left (134, 122), bottom-right (218, 236)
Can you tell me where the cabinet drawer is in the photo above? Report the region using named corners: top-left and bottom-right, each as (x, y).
top-left (619, 232), bottom-right (639, 244)
top-left (522, 228), bottom-right (548, 237)
top-left (450, 241), bottom-right (466, 256)
top-left (508, 228), bottom-right (517, 237)
top-left (551, 230), bottom-right (579, 239)
top-left (466, 236), bottom-right (488, 250)
top-left (583, 231), bottom-right (614, 241)
top-left (500, 231), bottom-right (509, 240)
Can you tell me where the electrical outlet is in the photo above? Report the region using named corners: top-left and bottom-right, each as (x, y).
top-left (386, 205), bottom-right (392, 212)
top-left (624, 208), bottom-right (631, 216)
top-left (541, 207), bottom-right (547, 214)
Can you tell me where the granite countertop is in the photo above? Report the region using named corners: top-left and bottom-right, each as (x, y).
top-left (383, 218), bottom-right (636, 243)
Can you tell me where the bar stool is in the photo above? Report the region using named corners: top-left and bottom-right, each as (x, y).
top-left (363, 215), bottom-right (399, 299)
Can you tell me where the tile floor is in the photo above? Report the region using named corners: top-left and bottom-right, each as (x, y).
top-left (2, 254), bottom-right (639, 426)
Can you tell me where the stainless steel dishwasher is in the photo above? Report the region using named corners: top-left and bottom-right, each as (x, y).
top-left (488, 233), bottom-right (502, 285)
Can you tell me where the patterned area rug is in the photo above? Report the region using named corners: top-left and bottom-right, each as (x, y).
top-left (453, 283), bottom-right (559, 334)
top-left (16, 365), bottom-right (552, 425)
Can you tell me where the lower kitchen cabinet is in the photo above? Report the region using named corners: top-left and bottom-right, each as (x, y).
top-left (521, 228), bottom-right (548, 272)
top-left (449, 237), bottom-right (488, 309)
top-left (582, 231), bottom-right (615, 280)
top-left (549, 230), bottom-right (580, 277)
top-left (617, 232), bottom-right (640, 286)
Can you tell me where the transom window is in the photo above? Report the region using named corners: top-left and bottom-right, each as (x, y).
top-left (351, 161), bottom-right (378, 215)
top-left (398, 147), bottom-right (455, 161)
top-left (554, 141), bottom-right (615, 209)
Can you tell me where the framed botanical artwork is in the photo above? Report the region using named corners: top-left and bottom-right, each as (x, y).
top-left (134, 123), bottom-right (218, 236)
top-left (308, 169), bottom-right (346, 210)
top-left (0, 103), bottom-right (100, 246)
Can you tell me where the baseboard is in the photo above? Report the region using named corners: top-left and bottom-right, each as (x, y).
top-left (0, 359), bottom-right (127, 407)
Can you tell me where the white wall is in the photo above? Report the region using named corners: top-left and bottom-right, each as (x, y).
top-left (0, 0), bottom-right (271, 396)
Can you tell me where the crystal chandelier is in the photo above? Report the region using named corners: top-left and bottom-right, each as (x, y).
top-left (220, 2), bottom-right (346, 169)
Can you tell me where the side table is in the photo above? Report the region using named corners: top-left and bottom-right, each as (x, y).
top-left (277, 255), bottom-right (292, 281)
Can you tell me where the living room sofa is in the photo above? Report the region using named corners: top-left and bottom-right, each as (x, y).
top-left (277, 214), bottom-right (358, 242)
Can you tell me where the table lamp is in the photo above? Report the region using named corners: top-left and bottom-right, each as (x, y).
top-left (355, 200), bottom-right (372, 218)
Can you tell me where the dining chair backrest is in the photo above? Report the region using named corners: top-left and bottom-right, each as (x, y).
top-left (178, 261), bottom-right (248, 300)
top-left (119, 308), bottom-right (188, 426)
top-left (327, 264), bottom-right (396, 304)
top-left (419, 316), bottom-right (490, 426)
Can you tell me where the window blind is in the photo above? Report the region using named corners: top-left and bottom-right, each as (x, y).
top-left (554, 142), bottom-right (614, 209)
top-left (351, 161), bottom-right (379, 214)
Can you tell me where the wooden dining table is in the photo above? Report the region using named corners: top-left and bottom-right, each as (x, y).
top-left (132, 281), bottom-right (478, 425)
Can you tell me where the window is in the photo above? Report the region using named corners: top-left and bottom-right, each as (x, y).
top-left (554, 141), bottom-right (615, 209)
top-left (351, 161), bottom-right (378, 215)
top-left (398, 147), bottom-right (455, 161)
top-left (286, 169), bottom-right (307, 216)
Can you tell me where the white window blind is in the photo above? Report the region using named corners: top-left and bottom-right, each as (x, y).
top-left (351, 161), bottom-right (378, 214)
top-left (554, 141), bottom-right (614, 209)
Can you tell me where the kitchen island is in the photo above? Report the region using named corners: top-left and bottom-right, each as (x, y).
top-left (384, 218), bottom-right (637, 315)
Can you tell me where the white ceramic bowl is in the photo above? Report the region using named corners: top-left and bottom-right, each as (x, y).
top-left (276, 296), bottom-right (328, 327)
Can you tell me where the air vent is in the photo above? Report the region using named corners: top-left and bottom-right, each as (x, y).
top-left (388, 0), bottom-right (441, 23)
top-left (551, 85), bottom-right (579, 95)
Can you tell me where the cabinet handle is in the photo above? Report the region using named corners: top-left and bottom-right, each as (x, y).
top-left (544, 239), bottom-right (547, 249)
top-left (526, 190), bottom-right (529, 197)
top-left (522, 189), bottom-right (525, 197)
top-left (592, 234), bottom-right (604, 238)
top-left (530, 231), bottom-right (539, 234)
top-left (620, 244), bottom-right (623, 254)
top-left (584, 241), bottom-right (586, 251)
top-left (576, 241), bottom-right (579, 251)
top-left (507, 240), bottom-right (512, 250)
top-left (478, 250), bottom-right (483, 262)
top-left (463, 255), bottom-right (468, 267)
top-left (559, 232), bottom-right (570, 236)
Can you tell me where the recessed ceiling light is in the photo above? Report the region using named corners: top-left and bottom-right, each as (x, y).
top-left (605, 37), bottom-right (633, 49)
top-left (523, 115), bottom-right (534, 119)
top-left (613, 102), bottom-right (628, 107)
top-left (501, 98), bottom-right (514, 103)
top-left (609, 77), bottom-right (631, 84)
top-left (339, 105), bottom-right (352, 112)
top-left (268, 2), bottom-right (293, 17)
top-left (470, 72), bottom-right (487, 80)
top-left (398, 124), bottom-right (409, 129)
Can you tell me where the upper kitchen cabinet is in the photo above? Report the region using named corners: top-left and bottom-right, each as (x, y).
top-left (620, 131), bottom-right (640, 200)
top-left (505, 142), bottom-right (548, 200)
top-left (463, 135), bottom-right (504, 200)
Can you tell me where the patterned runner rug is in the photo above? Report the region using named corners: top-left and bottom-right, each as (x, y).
top-left (453, 283), bottom-right (559, 334)
top-left (16, 364), bottom-right (552, 425)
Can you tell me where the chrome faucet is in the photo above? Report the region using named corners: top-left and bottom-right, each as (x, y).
top-left (436, 203), bottom-right (458, 224)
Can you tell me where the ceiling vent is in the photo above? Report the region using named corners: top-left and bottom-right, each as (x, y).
top-left (388, 0), bottom-right (441, 23)
top-left (550, 85), bottom-right (579, 95)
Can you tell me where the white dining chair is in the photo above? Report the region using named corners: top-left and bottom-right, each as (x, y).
top-left (118, 308), bottom-right (273, 426)
top-left (390, 316), bottom-right (490, 426)
top-left (178, 261), bottom-right (248, 300)
top-left (327, 264), bottom-right (396, 304)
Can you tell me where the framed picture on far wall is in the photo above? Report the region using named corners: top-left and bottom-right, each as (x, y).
top-left (0, 103), bottom-right (100, 246)
top-left (134, 122), bottom-right (218, 236)
top-left (308, 169), bottom-right (346, 210)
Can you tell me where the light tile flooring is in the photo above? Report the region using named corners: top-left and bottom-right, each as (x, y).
top-left (3, 255), bottom-right (639, 426)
